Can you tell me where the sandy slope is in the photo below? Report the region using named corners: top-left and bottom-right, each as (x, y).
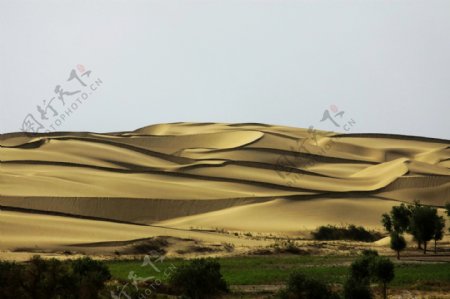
top-left (1, 123), bottom-right (449, 255)
top-left (0, 210), bottom-right (270, 261)
top-left (156, 197), bottom-right (401, 232)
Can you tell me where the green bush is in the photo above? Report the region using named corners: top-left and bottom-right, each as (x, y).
top-left (390, 231), bottom-right (406, 259)
top-left (276, 271), bottom-right (340, 299)
top-left (409, 204), bottom-right (441, 254)
top-left (343, 277), bottom-right (372, 299)
top-left (361, 249), bottom-right (379, 257)
top-left (0, 256), bottom-right (110, 299)
top-left (72, 257), bottom-right (112, 298)
top-left (346, 252), bottom-right (394, 299)
top-left (370, 257), bottom-right (394, 299)
top-left (169, 258), bottom-right (228, 299)
top-left (349, 255), bottom-right (373, 280)
top-left (271, 239), bottom-right (309, 255)
top-left (0, 261), bottom-right (26, 299)
top-left (312, 225), bottom-right (382, 242)
top-left (383, 201), bottom-right (446, 254)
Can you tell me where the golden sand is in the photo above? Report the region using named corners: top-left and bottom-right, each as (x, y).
top-left (1, 123), bottom-right (449, 255)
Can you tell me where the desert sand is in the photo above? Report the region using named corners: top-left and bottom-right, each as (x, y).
top-left (1, 123), bottom-right (449, 257)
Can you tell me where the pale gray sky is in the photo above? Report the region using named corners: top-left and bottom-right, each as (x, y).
top-left (1, 0), bottom-right (449, 139)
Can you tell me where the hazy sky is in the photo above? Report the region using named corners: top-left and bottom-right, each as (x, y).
top-left (1, 0), bottom-right (449, 139)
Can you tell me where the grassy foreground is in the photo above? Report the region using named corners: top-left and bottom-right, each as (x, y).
top-left (106, 255), bottom-right (450, 290)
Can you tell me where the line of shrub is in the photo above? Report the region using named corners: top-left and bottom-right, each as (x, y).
top-left (0, 256), bottom-right (111, 299)
top-left (312, 225), bottom-right (383, 242)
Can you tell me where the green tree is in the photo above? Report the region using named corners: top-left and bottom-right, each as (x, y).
top-left (71, 257), bottom-right (111, 299)
top-left (390, 231), bottom-right (406, 260)
top-left (346, 251), bottom-right (396, 299)
top-left (0, 256), bottom-right (110, 299)
top-left (277, 271), bottom-right (340, 299)
top-left (407, 201), bottom-right (424, 249)
top-left (381, 213), bottom-right (392, 233)
top-left (170, 258), bottom-right (228, 299)
top-left (0, 261), bottom-right (26, 299)
top-left (349, 250), bottom-right (378, 274)
top-left (445, 202), bottom-right (450, 232)
top-left (349, 255), bottom-right (373, 280)
top-left (409, 205), bottom-right (438, 254)
top-left (343, 276), bottom-right (372, 299)
top-left (445, 202), bottom-right (450, 216)
top-left (361, 249), bottom-right (379, 257)
top-left (21, 255), bottom-right (66, 299)
top-left (370, 257), bottom-right (394, 299)
top-left (391, 203), bottom-right (412, 233)
top-left (346, 253), bottom-right (378, 299)
top-left (433, 215), bottom-right (445, 254)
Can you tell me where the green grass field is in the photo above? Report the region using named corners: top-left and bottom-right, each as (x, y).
top-left (106, 255), bottom-right (450, 289)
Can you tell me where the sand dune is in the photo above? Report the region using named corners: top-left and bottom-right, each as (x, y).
top-left (156, 197), bottom-right (401, 232)
top-left (1, 123), bottom-right (449, 254)
top-left (0, 210), bottom-right (269, 260)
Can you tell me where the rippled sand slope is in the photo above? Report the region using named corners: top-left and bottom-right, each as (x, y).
top-left (1, 123), bottom-right (449, 236)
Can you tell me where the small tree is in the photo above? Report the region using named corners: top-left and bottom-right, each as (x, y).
top-left (409, 205), bottom-right (438, 254)
top-left (407, 201), bottom-right (423, 249)
top-left (346, 253), bottom-right (378, 299)
top-left (391, 204), bottom-right (412, 233)
top-left (370, 257), bottom-right (394, 299)
top-left (0, 256), bottom-right (110, 299)
top-left (445, 202), bottom-right (450, 232)
top-left (349, 250), bottom-right (378, 274)
top-left (381, 213), bottom-right (392, 233)
top-left (277, 271), bottom-right (340, 299)
top-left (170, 258), bottom-right (228, 299)
top-left (0, 261), bottom-right (26, 299)
top-left (390, 231), bottom-right (406, 260)
top-left (71, 257), bottom-right (111, 299)
top-left (343, 276), bottom-right (373, 299)
top-left (347, 251), bottom-right (396, 299)
top-left (349, 255), bottom-right (373, 280)
top-left (433, 215), bottom-right (445, 254)
top-left (361, 249), bottom-right (379, 257)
